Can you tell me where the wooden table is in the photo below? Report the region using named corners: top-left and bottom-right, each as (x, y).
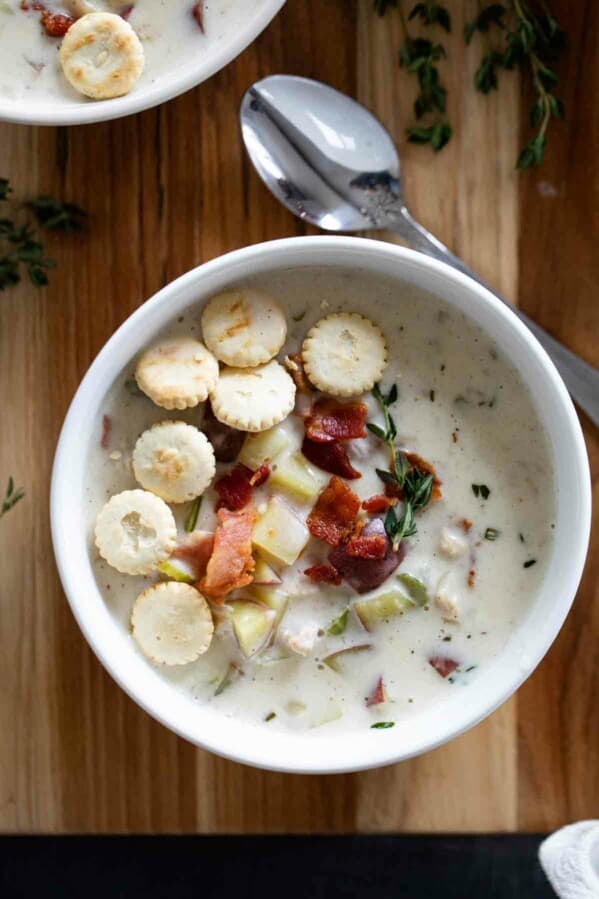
top-left (0, 0), bottom-right (596, 833)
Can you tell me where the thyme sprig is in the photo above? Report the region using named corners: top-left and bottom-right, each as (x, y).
top-left (368, 384), bottom-right (434, 550)
top-left (464, 1), bottom-right (566, 168)
top-left (1, 477), bottom-right (24, 519)
top-left (375, 0), bottom-right (566, 167)
top-left (0, 177), bottom-right (87, 291)
top-left (374, 0), bottom-right (452, 151)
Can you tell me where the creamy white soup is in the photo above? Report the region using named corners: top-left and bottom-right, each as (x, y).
top-left (86, 266), bottom-right (556, 734)
top-left (0, 1), bottom-right (260, 104)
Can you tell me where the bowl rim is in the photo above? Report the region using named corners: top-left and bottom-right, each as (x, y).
top-left (0, 0), bottom-right (286, 126)
top-left (51, 236), bottom-right (592, 774)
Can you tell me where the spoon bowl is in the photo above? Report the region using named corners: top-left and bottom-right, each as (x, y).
top-left (240, 74), bottom-right (599, 427)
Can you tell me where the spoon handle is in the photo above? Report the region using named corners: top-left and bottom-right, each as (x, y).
top-left (391, 206), bottom-right (599, 429)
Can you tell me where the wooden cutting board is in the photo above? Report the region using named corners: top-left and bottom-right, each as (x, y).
top-left (0, 0), bottom-right (596, 833)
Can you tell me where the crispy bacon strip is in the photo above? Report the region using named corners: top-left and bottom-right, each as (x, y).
top-left (21, 2), bottom-right (73, 36)
top-left (249, 463), bottom-right (270, 488)
top-left (302, 437), bottom-right (361, 480)
top-left (304, 564), bottom-right (342, 586)
top-left (307, 476), bottom-right (360, 547)
top-left (429, 656), bottom-right (459, 678)
top-left (199, 508), bottom-right (256, 602)
top-left (362, 494), bottom-right (396, 513)
top-left (305, 399), bottom-right (368, 443)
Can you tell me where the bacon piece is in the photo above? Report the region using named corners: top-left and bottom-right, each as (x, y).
top-left (304, 564), bottom-right (342, 586)
top-left (203, 405), bottom-right (245, 462)
top-left (21, 2), bottom-right (74, 36)
top-left (345, 533), bottom-right (387, 560)
top-left (199, 508), bottom-right (256, 602)
top-left (100, 414), bottom-right (112, 449)
top-left (329, 517), bottom-right (406, 594)
top-left (302, 437), bottom-right (361, 480)
top-left (366, 676), bottom-right (387, 707)
top-left (362, 494), bottom-right (396, 513)
top-left (429, 656), bottom-right (459, 678)
top-left (307, 476), bottom-right (360, 547)
top-left (215, 463), bottom-right (270, 511)
top-left (191, 0), bottom-right (204, 32)
top-left (458, 518), bottom-right (472, 533)
top-left (285, 353), bottom-right (312, 394)
top-left (249, 463), bottom-right (270, 488)
top-left (171, 531), bottom-right (214, 580)
top-left (305, 399), bottom-right (368, 443)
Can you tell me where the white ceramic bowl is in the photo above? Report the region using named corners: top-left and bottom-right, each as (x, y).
top-left (51, 237), bottom-right (591, 773)
top-left (0, 0), bottom-right (285, 126)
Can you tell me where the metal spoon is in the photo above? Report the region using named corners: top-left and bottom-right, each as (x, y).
top-left (240, 74), bottom-right (599, 428)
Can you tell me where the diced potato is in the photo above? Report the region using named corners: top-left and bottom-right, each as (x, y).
top-left (238, 426), bottom-right (290, 471)
top-left (247, 585), bottom-right (289, 628)
top-left (353, 588), bottom-right (414, 631)
top-left (323, 644), bottom-right (372, 673)
top-left (269, 452), bottom-right (328, 503)
top-left (252, 497), bottom-right (310, 567)
top-left (253, 556), bottom-right (282, 586)
top-left (228, 600), bottom-right (275, 659)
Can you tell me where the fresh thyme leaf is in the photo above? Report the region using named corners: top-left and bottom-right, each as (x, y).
top-left (407, 122), bottom-right (452, 151)
top-left (464, 3), bottom-right (506, 43)
top-left (373, 0), bottom-right (398, 14)
top-left (185, 496), bottom-right (202, 532)
top-left (26, 196), bottom-right (87, 234)
top-left (327, 608), bottom-right (349, 636)
top-left (367, 423), bottom-right (387, 441)
top-left (1, 477), bottom-right (24, 519)
top-left (408, 2), bottom-right (451, 32)
top-left (371, 721), bottom-right (395, 729)
top-left (0, 178), bottom-right (86, 291)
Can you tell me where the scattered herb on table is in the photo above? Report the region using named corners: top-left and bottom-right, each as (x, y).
top-left (369, 384), bottom-right (434, 550)
top-left (371, 721), bottom-right (395, 729)
top-left (0, 177), bottom-right (87, 291)
top-left (1, 477), bottom-right (24, 519)
top-left (374, 0), bottom-right (566, 167)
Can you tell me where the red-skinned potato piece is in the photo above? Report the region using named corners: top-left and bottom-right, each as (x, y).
top-left (302, 436), bottom-right (361, 480)
top-left (366, 676), bottom-right (387, 707)
top-left (305, 399), bottom-right (368, 443)
top-left (304, 564), bottom-right (342, 586)
top-left (307, 476), bottom-right (361, 547)
top-left (429, 656), bottom-right (459, 678)
top-left (202, 405), bottom-right (245, 462)
top-left (329, 517), bottom-right (406, 594)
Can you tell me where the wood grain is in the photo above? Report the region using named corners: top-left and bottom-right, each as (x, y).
top-left (0, 0), bottom-right (596, 833)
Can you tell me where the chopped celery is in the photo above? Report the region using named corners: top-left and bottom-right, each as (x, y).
top-left (323, 643), bottom-right (372, 673)
top-left (397, 573), bottom-right (429, 606)
top-left (326, 607), bottom-right (349, 636)
top-left (252, 497), bottom-right (310, 567)
top-left (269, 452), bottom-right (328, 503)
top-left (158, 559), bottom-right (195, 584)
top-left (238, 426), bottom-right (290, 471)
top-left (353, 588), bottom-right (414, 631)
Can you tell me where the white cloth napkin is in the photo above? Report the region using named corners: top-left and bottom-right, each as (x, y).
top-left (539, 821), bottom-right (599, 898)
